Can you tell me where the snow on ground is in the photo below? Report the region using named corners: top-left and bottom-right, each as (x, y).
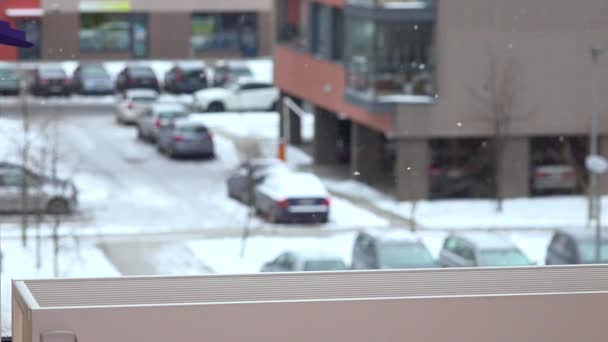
top-left (323, 177), bottom-right (604, 230)
top-left (1, 237), bottom-right (119, 335)
top-left (191, 112), bottom-right (314, 167)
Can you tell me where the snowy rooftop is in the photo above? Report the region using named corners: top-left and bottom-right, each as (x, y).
top-left (456, 232), bottom-right (517, 250)
top-left (15, 266), bottom-right (608, 309)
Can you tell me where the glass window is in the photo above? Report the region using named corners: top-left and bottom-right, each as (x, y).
top-left (378, 242), bottom-right (434, 268)
top-left (331, 7), bottom-right (344, 61)
top-left (346, 17), bottom-right (435, 98)
top-left (478, 250), bottom-right (530, 267)
top-left (80, 14), bottom-right (130, 52)
top-left (311, 4), bottom-right (330, 57)
top-left (159, 111), bottom-right (188, 119)
top-left (191, 13), bottom-right (258, 56)
top-left (577, 242), bottom-right (608, 263)
top-left (346, 16), bottom-right (375, 95)
top-left (303, 260), bottom-right (347, 271)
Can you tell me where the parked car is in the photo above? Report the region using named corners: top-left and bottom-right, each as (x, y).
top-left (227, 158), bottom-right (288, 203)
top-left (254, 171), bottom-right (330, 224)
top-left (545, 228), bottom-right (608, 265)
top-left (71, 63), bottom-right (114, 95)
top-left (439, 232), bottom-right (533, 267)
top-left (157, 118), bottom-right (215, 159)
top-left (351, 230), bottom-right (437, 270)
top-left (0, 66), bottom-right (20, 95)
top-left (212, 63), bottom-right (253, 87)
top-left (261, 250), bottom-right (347, 272)
top-left (116, 65), bottom-right (160, 93)
top-left (136, 102), bottom-right (189, 142)
top-left (0, 162), bottom-right (78, 214)
top-left (115, 89), bottom-right (159, 125)
top-left (192, 80), bottom-right (279, 112)
top-left (532, 164), bottom-right (577, 193)
top-left (164, 63), bottom-right (208, 94)
top-left (30, 66), bottom-right (70, 97)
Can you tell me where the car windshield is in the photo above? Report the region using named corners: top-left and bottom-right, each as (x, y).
top-left (129, 68), bottom-right (155, 77)
top-left (303, 260), bottom-right (347, 271)
top-left (82, 67), bottom-right (108, 77)
top-left (378, 242), bottom-right (435, 268)
top-left (477, 250), bottom-right (530, 267)
top-left (40, 69), bottom-right (65, 78)
top-left (577, 241), bottom-right (608, 263)
top-left (180, 126), bottom-right (208, 134)
top-left (231, 67), bottom-right (252, 76)
top-left (159, 111), bottom-right (188, 118)
top-left (132, 96), bottom-right (156, 102)
top-left (0, 68), bottom-right (16, 78)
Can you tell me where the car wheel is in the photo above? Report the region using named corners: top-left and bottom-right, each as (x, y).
top-left (46, 198), bottom-right (70, 215)
top-left (137, 127), bottom-right (144, 140)
top-left (208, 102), bottom-right (225, 112)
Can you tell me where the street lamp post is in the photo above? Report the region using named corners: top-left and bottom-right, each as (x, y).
top-left (588, 46), bottom-right (608, 263)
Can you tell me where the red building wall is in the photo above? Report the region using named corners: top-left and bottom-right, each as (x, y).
top-left (275, 46), bottom-right (392, 133)
top-left (0, 0), bottom-right (41, 61)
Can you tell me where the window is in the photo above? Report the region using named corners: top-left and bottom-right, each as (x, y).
top-left (191, 13), bottom-right (258, 56)
top-left (577, 241), bottom-right (608, 263)
top-left (80, 14), bottom-right (130, 52)
top-left (346, 16), bottom-right (435, 98)
top-left (331, 8), bottom-right (344, 61)
top-left (478, 250), bottom-right (530, 267)
top-left (446, 238), bottom-right (474, 261)
top-left (303, 260), bottom-right (347, 271)
top-left (378, 242), bottom-right (434, 268)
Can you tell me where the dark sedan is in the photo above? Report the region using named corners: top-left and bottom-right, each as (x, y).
top-left (30, 67), bottom-right (70, 97)
top-left (164, 64), bottom-right (208, 94)
top-left (71, 63), bottom-right (114, 95)
top-left (0, 66), bottom-right (20, 95)
top-left (116, 65), bottom-right (160, 93)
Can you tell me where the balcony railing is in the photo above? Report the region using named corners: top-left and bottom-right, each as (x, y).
top-left (346, 0), bottom-right (434, 9)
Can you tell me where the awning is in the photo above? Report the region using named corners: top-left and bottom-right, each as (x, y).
top-left (79, 1), bottom-right (131, 13)
top-left (6, 8), bottom-right (44, 17)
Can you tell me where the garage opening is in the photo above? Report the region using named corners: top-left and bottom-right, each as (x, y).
top-left (429, 138), bottom-right (494, 199)
top-left (530, 136), bottom-right (588, 196)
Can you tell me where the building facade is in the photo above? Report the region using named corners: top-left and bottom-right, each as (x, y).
top-left (0, 0), bottom-right (273, 61)
top-left (274, 0), bottom-right (608, 200)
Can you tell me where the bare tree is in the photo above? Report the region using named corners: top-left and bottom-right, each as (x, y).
top-left (471, 51), bottom-right (529, 212)
top-left (19, 81), bottom-right (31, 246)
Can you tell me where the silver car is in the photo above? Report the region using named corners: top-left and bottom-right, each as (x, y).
top-left (156, 119), bottom-right (215, 159)
top-left (438, 232), bottom-right (533, 268)
top-left (136, 102), bottom-right (189, 142)
top-left (0, 162), bottom-right (78, 214)
top-left (261, 250), bottom-right (347, 272)
top-left (115, 89), bottom-right (158, 124)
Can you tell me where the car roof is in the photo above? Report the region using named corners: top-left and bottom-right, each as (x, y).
top-left (173, 118), bottom-right (206, 128)
top-left (150, 102), bottom-right (187, 111)
top-left (453, 232), bottom-right (517, 250)
top-left (125, 89), bottom-right (158, 97)
top-left (364, 230), bottom-right (422, 243)
top-left (555, 227), bottom-right (608, 242)
top-left (288, 249), bottom-right (343, 261)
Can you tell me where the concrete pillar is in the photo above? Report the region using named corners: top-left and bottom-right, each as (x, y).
top-left (395, 139), bottom-right (430, 201)
top-left (278, 94), bottom-right (303, 145)
top-left (313, 107), bottom-right (339, 164)
top-left (498, 137), bottom-right (530, 198)
top-left (350, 122), bottom-right (384, 185)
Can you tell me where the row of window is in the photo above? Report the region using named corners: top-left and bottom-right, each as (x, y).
top-left (79, 13), bottom-right (258, 57)
top-left (277, 0), bottom-right (436, 99)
